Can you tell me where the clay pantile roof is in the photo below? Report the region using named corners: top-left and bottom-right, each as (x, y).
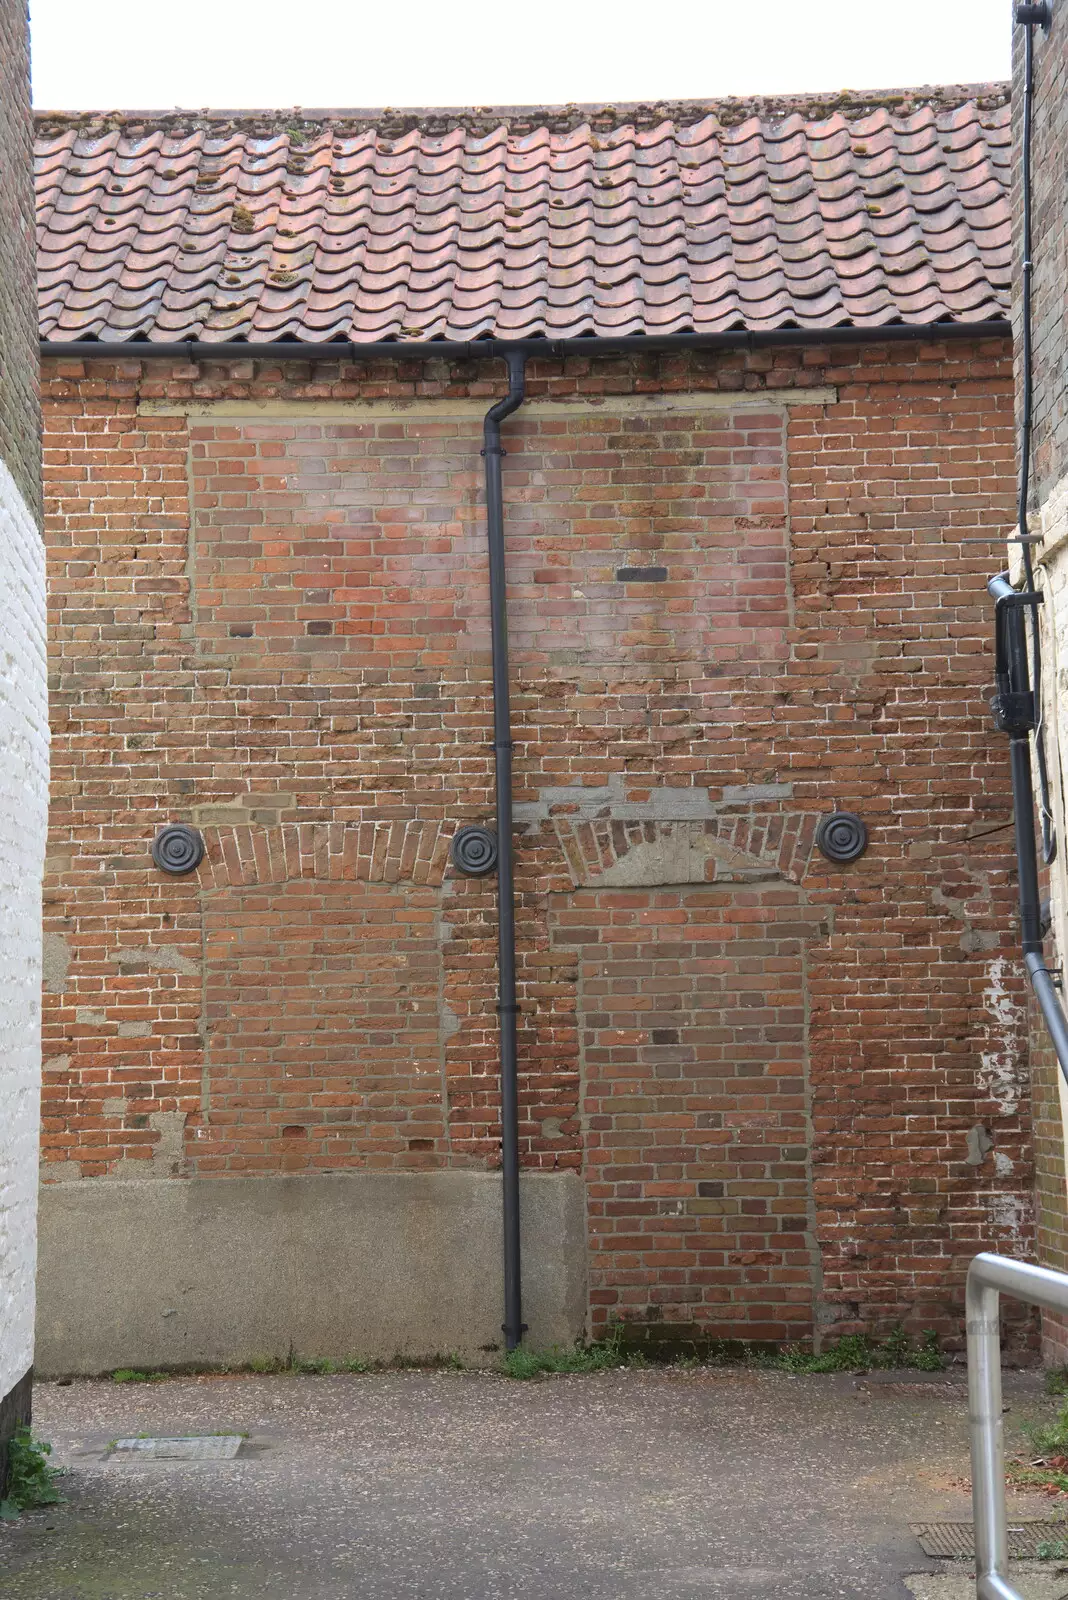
top-left (34, 85), bottom-right (1011, 346)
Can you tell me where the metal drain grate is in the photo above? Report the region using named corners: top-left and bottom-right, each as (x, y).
top-left (110, 1435), bottom-right (244, 1461)
top-left (912, 1522), bottom-right (1068, 1559)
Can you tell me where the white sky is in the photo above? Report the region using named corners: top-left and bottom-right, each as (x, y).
top-left (29, 0), bottom-right (1012, 112)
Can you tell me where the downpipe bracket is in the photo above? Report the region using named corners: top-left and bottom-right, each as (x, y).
top-left (990, 693), bottom-right (1036, 735)
top-left (1017, 2), bottom-right (1052, 29)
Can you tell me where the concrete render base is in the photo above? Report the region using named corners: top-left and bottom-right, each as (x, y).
top-left (34, 1171), bottom-right (586, 1376)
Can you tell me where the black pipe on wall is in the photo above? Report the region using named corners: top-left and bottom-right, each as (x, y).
top-left (482, 350), bottom-right (527, 1351)
top-left (989, 573), bottom-right (1068, 1084)
top-left (986, 6), bottom-right (1068, 1091)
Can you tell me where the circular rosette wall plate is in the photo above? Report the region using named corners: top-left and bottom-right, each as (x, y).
top-left (151, 824), bottom-right (205, 876)
top-left (815, 811), bottom-right (868, 865)
top-left (451, 825), bottom-right (498, 877)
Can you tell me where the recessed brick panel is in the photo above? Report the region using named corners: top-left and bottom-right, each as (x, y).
top-left (189, 406), bottom-right (787, 669)
top-left (559, 884), bottom-right (821, 1342)
top-left (200, 879), bottom-right (446, 1172)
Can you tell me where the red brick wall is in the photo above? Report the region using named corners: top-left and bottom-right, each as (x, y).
top-left (0, 0), bottom-right (40, 521)
top-left (41, 338), bottom-right (1034, 1348)
top-left (1015, 12), bottom-right (1068, 507)
top-left (1029, 1002), bottom-right (1068, 1363)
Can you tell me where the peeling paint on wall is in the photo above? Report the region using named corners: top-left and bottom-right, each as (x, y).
top-left (978, 956), bottom-right (1028, 1116)
top-left (986, 1191), bottom-right (1031, 1251)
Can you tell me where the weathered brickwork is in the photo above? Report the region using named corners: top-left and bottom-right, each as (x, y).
top-left (0, 0), bottom-right (39, 522)
top-left (41, 338), bottom-right (1032, 1350)
top-left (1014, 12), bottom-right (1068, 1348)
top-left (1016, 15), bottom-right (1068, 508)
top-left (1029, 1005), bottom-right (1068, 1362)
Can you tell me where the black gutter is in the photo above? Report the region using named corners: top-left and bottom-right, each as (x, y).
top-left (482, 350), bottom-right (527, 1352)
top-left (989, 574), bottom-right (1068, 1082)
top-left (38, 320), bottom-right (1011, 364)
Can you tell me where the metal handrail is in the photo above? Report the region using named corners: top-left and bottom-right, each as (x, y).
top-left (968, 1252), bottom-right (1068, 1597)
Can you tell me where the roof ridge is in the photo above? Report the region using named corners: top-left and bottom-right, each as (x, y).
top-left (33, 82), bottom-right (1011, 139)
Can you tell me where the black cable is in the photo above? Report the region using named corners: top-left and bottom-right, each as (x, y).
top-left (1018, 9), bottom-right (1058, 863)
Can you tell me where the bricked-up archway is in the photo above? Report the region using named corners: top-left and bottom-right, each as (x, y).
top-left (203, 878), bottom-right (447, 1171)
top-left (554, 884), bottom-right (823, 1346)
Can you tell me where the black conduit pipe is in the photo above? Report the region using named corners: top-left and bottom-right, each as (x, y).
top-left (989, 573), bottom-right (1068, 1084)
top-left (482, 350), bottom-right (527, 1351)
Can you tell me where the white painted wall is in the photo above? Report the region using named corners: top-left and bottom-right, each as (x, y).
top-left (0, 458), bottom-right (48, 1402)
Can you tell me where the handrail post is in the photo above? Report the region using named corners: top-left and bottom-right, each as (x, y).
top-left (966, 1252), bottom-right (1068, 1599)
top-left (967, 1265), bottom-right (1011, 1598)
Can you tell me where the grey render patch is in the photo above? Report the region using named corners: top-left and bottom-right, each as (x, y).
top-left (515, 775), bottom-right (796, 829)
top-left (109, 1436), bottom-right (244, 1461)
top-left (42, 932), bottom-right (70, 994)
top-left (722, 784), bottom-right (794, 803)
top-left (515, 775), bottom-right (720, 827)
top-left (966, 1124), bottom-right (995, 1166)
top-left (113, 945), bottom-right (200, 977)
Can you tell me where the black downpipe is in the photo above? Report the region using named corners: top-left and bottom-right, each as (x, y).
top-left (990, 572), bottom-right (1068, 1083)
top-left (986, 5), bottom-right (1068, 1088)
top-left (482, 350), bottom-right (527, 1351)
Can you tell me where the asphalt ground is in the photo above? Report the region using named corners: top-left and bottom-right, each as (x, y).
top-left (1, 1365), bottom-right (1065, 1599)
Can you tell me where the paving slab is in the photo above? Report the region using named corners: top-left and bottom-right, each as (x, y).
top-left (0, 1366), bottom-right (1057, 1599)
top-left (904, 1567), bottom-right (1068, 1600)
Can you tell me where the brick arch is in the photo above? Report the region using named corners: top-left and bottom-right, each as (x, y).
top-left (550, 812), bottom-right (818, 890)
top-left (197, 821), bottom-right (451, 890)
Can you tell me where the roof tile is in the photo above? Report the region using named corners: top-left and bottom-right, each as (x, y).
top-left (34, 88), bottom-right (1011, 344)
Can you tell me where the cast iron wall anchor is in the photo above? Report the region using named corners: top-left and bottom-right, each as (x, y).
top-left (815, 812), bottom-right (868, 864)
top-left (151, 824), bottom-right (205, 875)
